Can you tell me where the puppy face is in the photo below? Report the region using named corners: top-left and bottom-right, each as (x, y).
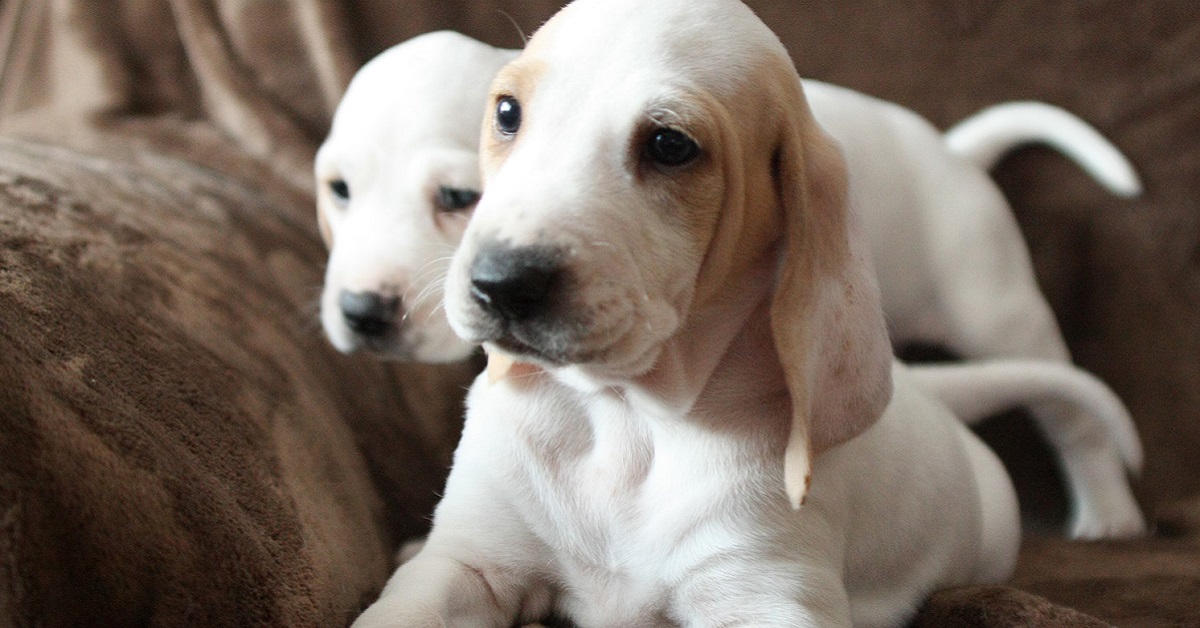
top-left (446, 0), bottom-right (892, 503)
top-left (316, 32), bottom-right (516, 362)
top-left (444, 1), bottom-right (786, 378)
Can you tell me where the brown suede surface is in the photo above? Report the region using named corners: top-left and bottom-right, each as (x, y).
top-left (0, 1), bottom-right (1196, 626)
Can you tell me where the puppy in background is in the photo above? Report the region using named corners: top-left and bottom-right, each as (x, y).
top-left (315, 31), bottom-right (1144, 539)
top-left (315, 31), bottom-right (515, 363)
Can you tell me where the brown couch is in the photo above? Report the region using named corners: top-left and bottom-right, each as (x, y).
top-left (0, 1), bottom-right (1196, 626)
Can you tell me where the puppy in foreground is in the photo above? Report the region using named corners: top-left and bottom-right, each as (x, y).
top-left (317, 33), bottom-right (1144, 540)
top-left (349, 0), bottom-right (1128, 624)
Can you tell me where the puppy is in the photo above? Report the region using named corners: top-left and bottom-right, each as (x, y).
top-left (317, 32), bottom-right (1143, 538)
top-left (314, 31), bottom-right (515, 362)
top-left (801, 81), bottom-right (1145, 539)
top-left (352, 0), bottom-right (1085, 624)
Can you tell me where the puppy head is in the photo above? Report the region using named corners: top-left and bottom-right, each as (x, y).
top-left (445, 0), bottom-right (891, 503)
top-left (315, 32), bottom-right (516, 362)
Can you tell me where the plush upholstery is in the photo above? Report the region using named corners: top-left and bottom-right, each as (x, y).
top-left (0, 1), bottom-right (1196, 626)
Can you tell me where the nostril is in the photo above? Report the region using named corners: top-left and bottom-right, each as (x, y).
top-left (469, 244), bottom-right (562, 322)
top-left (340, 290), bottom-right (398, 337)
top-left (470, 267), bottom-right (557, 318)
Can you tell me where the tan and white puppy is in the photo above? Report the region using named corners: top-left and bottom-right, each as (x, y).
top-left (354, 0), bottom-right (1033, 625)
top-left (314, 31), bottom-right (516, 362)
top-left (318, 33), bottom-right (1143, 538)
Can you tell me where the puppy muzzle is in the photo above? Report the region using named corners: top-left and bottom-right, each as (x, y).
top-left (470, 242), bottom-right (563, 323)
top-left (460, 241), bottom-right (588, 363)
top-left (339, 290), bottom-right (400, 338)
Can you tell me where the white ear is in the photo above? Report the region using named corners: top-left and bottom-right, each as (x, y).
top-left (769, 84), bottom-right (894, 509)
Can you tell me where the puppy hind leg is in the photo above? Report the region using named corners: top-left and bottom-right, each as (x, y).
top-left (958, 424), bottom-right (1020, 584)
top-left (939, 290), bottom-right (1145, 539)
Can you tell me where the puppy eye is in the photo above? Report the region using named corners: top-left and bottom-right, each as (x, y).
top-left (646, 128), bottom-right (700, 168)
top-left (436, 186), bottom-right (480, 212)
top-left (496, 96), bottom-right (522, 136)
top-left (329, 179), bottom-right (350, 207)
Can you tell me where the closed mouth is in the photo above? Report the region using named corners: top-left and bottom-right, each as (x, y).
top-left (479, 306), bottom-right (639, 369)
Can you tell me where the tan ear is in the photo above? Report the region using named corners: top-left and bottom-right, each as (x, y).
top-left (769, 91), bottom-right (894, 509)
top-left (317, 202), bottom-right (333, 248)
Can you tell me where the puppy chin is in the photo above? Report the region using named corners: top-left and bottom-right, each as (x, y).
top-left (352, 328), bottom-right (477, 364)
top-left (572, 342), bottom-right (665, 385)
top-left (407, 334), bottom-right (477, 364)
top-left (444, 259), bottom-right (683, 375)
top-left (458, 304), bottom-right (679, 384)
top-left (574, 309), bottom-right (680, 381)
top-left (322, 312), bottom-right (462, 363)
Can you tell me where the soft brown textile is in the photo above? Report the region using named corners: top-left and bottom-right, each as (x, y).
top-left (0, 0), bottom-right (1197, 626)
top-left (0, 137), bottom-right (472, 626)
top-left (915, 585), bottom-right (1115, 628)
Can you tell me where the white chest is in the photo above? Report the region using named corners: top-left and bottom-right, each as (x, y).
top-left (475, 384), bottom-right (785, 624)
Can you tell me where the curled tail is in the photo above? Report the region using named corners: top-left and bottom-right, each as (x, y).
top-left (907, 360), bottom-right (1142, 475)
top-left (945, 101), bottom-right (1143, 198)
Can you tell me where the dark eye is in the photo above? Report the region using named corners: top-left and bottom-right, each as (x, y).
top-left (646, 128), bottom-right (700, 168)
top-left (436, 186), bottom-right (480, 212)
top-left (329, 179), bottom-right (350, 207)
top-left (496, 96), bottom-right (521, 136)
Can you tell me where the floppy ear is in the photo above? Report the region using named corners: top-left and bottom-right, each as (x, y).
top-left (317, 203), bottom-right (333, 248)
top-left (769, 87), bottom-right (894, 509)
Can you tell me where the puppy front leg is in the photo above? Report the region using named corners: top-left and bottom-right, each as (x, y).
top-left (675, 564), bottom-right (852, 628)
top-left (353, 551), bottom-right (524, 628)
top-left (711, 605), bottom-right (850, 628)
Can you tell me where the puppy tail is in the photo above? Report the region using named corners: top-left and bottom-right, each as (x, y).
top-left (944, 101), bottom-right (1143, 199)
top-left (906, 360), bottom-right (1143, 475)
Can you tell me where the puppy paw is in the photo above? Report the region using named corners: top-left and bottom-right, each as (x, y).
top-left (351, 600), bottom-right (446, 628)
top-left (1068, 500), bottom-right (1147, 540)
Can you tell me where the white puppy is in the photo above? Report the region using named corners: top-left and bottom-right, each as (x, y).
top-left (351, 0), bottom-right (1132, 625)
top-left (316, 32), bottom-right (1144, 538)
top-left (315, 32), bottom-right (515, 362)
top-left (801, 82), bottom-right (1145, 539)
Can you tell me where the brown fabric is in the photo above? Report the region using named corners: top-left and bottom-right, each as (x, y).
top-left (915, 585), bottom-right (1115, 628)
top-left (0, 137), bottom-right (472, 626)
top-left (0, 0), bottom-right (1196, 626)
top-left (1013, 532), bottom-right (1200, 628)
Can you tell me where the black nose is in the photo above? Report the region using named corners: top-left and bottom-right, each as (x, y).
top-left (469, 244), bottom-right (562, 322)
top-left (339, 290), bottom-right (398, 337)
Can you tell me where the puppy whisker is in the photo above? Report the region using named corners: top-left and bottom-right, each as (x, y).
top-left (410, 275), bottom-right (449, 314)
top-left (496, 9), bottom-right (529, 46)
top-left (410, 255), bottom-right (456, 286)
top-left (422, 300), bottom-right (447, 324)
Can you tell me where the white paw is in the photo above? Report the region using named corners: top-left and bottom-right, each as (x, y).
top-left (1068, 498), bottom-right (1147, 540)
top-left (351, 600), bottom-right (445, 628)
